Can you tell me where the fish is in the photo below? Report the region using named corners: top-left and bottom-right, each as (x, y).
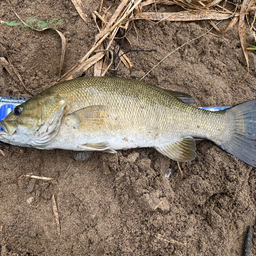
top-left (0, 76), bottom-right (256, 166)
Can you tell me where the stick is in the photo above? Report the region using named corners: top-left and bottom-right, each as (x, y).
top-left (52, 195), bottom-right (61, 236)
top-left (140, 25), bottom-right (215, 80)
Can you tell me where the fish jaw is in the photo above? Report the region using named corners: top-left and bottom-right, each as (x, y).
top-left (0, 119), bottom-right (51, 148)
top-left (0, 120), bottom-right (17, 136)
top-left (0, 120), bottom-right (18, 144)
top-left (0, 130), bottom-right (10, 144)
top-left (0, 122), bottom-right (35, 146)
top-left (0, 118), bottom-right (63, 149)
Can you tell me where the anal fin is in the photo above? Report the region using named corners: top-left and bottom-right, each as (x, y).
top-left (155, 137), bottom-right (196, 162)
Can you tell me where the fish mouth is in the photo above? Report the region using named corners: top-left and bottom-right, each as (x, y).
top-left (0, 120), bottom-right (17, 135)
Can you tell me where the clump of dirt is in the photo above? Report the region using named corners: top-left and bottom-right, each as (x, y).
top-left (0, 0), bottom-right (256, 255)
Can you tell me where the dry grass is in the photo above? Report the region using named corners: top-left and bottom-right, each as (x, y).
top-left (238, 0), bottom-right (252, 84)
top-left (52, 194), bottom-right (61, 236)
top-left (3, 0), bottom-right (255, 86)
top-left (156, 233), bottom-right (186, 246)
top-left (14, 11), bottom-right (67, 79)
top-left (0, 57), bottom-right (31, 95)
top-left (59, 0), bottom-right (141, 81)
top-left (22, 174), bottom-right (54, 181)
top-left (58, 0), bottom-right (256, 83)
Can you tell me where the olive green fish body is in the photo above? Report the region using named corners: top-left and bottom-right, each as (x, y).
top-left (42, 78), bottom-right (229, 151)
top-left (0, 77), bottom-right (255, 167)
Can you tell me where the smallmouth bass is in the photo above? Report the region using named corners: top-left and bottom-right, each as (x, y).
top-left (0, 77), bottom-right (255, 166)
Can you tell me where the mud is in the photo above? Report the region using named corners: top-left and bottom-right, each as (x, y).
top-left (0, 0), bottom-right (256, 255)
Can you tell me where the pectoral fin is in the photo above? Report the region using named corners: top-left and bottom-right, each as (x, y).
top-left (67, 105), bottom-right (108, 129)
top-left (79, 142), bottom-right (116, 153)
top-left (155, 137), bottom-right (196, 161)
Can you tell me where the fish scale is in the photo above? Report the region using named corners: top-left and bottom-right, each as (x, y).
top-left (0, 77), bottom-right (256, 167)
top-left (50, 77), bottom-right (227, 146)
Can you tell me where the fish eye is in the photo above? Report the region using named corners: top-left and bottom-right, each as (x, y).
top-left (14, 106), bottom-right (23, 115)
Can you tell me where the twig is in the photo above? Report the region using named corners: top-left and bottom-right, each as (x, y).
top-left (177, 162), bottom-right (184, 181)
top-left (101, 50), bottom-right (114, 76)
top-left (52, 195), bottom-right (61, 236)
top-left (237, 0), bottom-right (251, 85)
top-left (0, 57), bottom-right (32, 95)
top-left (114, 27), bottom-right (128, 76)
top-left (209, 16), bottom-right (238, 34)
top-left (71, 0), bottom-right (88, 23)
top-left (156, 234), bottom-right (186, 245)
top-left (14, 11), bottom-right (67, 79)
top-left (99, 0), bottom-right (104, 13)
top-left (140, 25), bottom-right (216, 80)
top-left (23, 174), bottom-right (54, 181)
top-left (60, 0), bottom-right (141, 80)
top-left (153, 200), bottom-right (164, 210)
top-left (0, 149), bottom-right (5, 156)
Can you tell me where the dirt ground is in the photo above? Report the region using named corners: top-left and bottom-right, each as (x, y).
top-left (1, 0), bottom-right (256, 255)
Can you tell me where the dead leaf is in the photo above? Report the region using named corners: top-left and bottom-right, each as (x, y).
top-left (205, 0), bottom-right (223, 8)
top-left (63, 51), bottom-right (105, 80)
top-left (141, 0), bottom-right (175, 7)
top-left (134, 10), bottom-right (235, 22)
top-left (14, 11), bottom-right (67, 78)
top-left (70, 0), bottom-right (88, 22)
top-left (94, 45), bottom-right (104, 76)
top-left (238, 0), bottom-right (251, 84)
top-left (0, 57), bottom-right (31, 95)
top-left (56, 30), bottom-right (67, 77)
top-left (96, 0), bottom-right (130, 42)
top-left (60, 0), bottom-right (141, 81)
top-left (210, 15), bottom-right (239, 34)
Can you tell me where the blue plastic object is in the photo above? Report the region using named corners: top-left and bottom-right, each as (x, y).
top-left (245, 226), bottom-right (252, 256)
top-left (201, 106), bottom-right (230, 111)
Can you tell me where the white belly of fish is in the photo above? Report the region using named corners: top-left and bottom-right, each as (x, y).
top-left (45, 123), bottom-right (176, 152)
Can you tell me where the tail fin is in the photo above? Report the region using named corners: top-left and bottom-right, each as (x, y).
top-left (220, 100), bottom-right (256, 167)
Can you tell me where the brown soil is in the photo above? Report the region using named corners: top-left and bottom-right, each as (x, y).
top-left (1, 1), bottom-right (256, 255)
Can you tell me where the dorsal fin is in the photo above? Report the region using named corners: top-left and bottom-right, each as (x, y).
top-left (164, 90), bottom-right (195, 105)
